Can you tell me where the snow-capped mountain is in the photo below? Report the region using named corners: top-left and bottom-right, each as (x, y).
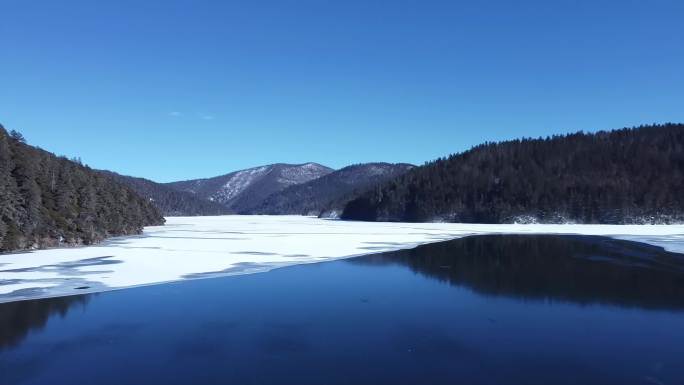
top-left (166, 163), bottom-right (333, 212)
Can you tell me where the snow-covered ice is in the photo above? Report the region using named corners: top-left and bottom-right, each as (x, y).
top-left (1, 215), bottom-right (684, 302)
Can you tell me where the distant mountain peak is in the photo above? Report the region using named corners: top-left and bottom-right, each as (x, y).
top-left (246, 162), bottom-right (415, 216)
top-left (166, 162), bottom-right (333, 212)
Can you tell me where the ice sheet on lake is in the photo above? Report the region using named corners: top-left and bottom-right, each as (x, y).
top-left (1, 215), bottom-right (684, 302)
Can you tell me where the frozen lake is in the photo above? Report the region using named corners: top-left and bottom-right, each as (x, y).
top-left (2, 234), bottom-right (684, 384)
top-left (1, 215), bottom-right (684, 302)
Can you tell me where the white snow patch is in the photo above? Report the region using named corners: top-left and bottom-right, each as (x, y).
top-left (214, 166), bottom-right (270, 202)
top-left (1, 216), bottom-right (683, 302)
top-left (277, 164), bottom-right (330, 185)
top-left (0, 281), bottom-right (59, 295)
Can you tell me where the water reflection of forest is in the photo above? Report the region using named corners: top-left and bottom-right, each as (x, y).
top-left (1, 234), bottom-right (683, 352)
top-left (354, 234), bottom-right (684, 309)
top-left (0, 295), bottom-right (90, 350)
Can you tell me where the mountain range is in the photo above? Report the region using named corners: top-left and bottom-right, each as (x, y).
top-left (166, 163), bottom-right (333, 213)
top-left (247, 163), bottom-right (414, 216)
top-left (110, 162), bottom-right (415, 216)
top-left (2, 122), bottom-right (683, 251)
top-left (96, 123), bottom-right (684, 224)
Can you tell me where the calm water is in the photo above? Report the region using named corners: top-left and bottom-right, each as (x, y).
top-left (1, 235), bottom-right (684, 385)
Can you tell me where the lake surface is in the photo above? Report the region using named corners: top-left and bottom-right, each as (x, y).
top-left (1, 234), bottom-right (684, 385)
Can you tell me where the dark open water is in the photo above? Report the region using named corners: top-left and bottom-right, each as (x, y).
top-left (1, 235), bottom-right (684, 385)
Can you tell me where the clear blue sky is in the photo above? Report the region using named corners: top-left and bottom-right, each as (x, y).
top-left (1, 0), bottom-right (682, 182)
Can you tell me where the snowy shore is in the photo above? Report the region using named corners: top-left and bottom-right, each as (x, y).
top-left (1, 215), bottom-right (684, 302)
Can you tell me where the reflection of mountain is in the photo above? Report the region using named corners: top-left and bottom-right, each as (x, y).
top-left (355, 235), bottom-right (684, 310)
top-left (0, 295), bottom-right (90, 350)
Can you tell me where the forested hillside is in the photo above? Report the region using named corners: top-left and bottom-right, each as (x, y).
top-left (0, 126), bottom-right (164, 252)
top-left (342, 124), bottom-right (684, 224)
top-left (247, 163), bottom-right (413, 215)
top-left (102, 172), bottom-right (231, 216)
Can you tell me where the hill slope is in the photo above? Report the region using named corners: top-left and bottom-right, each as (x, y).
top-left (342, 124), bottom-right (684, 224)
top-left (0, 126), bottom-right (164, 252)
top-left (101, 172), bottom-right (231, 216)
top-left (167, 163), bottom-right (333, 212)
top-left (247, 163), bottom-right (414, 215)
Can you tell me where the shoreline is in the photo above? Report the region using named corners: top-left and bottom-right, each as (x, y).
top-left (1, 216), bottom-right (683, 304)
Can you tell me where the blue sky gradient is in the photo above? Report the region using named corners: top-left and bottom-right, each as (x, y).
top-left (1, 0), bottom-right (682, 182)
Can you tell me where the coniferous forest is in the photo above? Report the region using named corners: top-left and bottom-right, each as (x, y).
top-left (342, 124), bottom-right (684, 224)
top-left (0, 125), bottom-right (164, 252)
top-left (101, 171), bottom-right (231, 216)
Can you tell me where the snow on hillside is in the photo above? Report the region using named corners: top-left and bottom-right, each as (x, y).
top-left (277, 162), bottom-right (331, 185)
top-left (212, 166), bottom-right (270, 203)
top-left (1, 216), bottom-right (683, 303)
top-left (168, 163), bottom-right (333, 209)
